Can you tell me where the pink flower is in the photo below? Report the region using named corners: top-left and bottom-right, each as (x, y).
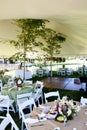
top-left (73, 101), bottom-right (76, 105)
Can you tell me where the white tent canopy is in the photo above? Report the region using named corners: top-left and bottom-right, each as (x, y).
top-left (0, 0), bottom-right (87, 20)
top-left (0, 42), bottom-right (19, 58)
top-left (0, 0), bottom-right (87, 57)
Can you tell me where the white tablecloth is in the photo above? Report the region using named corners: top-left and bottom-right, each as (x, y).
top-left (15, 69), bottom-right (32, 80)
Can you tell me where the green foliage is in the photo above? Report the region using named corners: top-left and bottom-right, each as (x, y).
top-left (41, 29), bottom-right (66, 57)
top-left (0, 70), bottom-right (4, 75)
top-left (40, 29), bottom-right (66, 76)
top-left (10, 19), bottom-right (49, 51)
top-left (0, 75), bottom-right (11, 85)
top-left (9, 19), bottom-right (49, 79)
top-left (43, 87), bottom-right (87, 102)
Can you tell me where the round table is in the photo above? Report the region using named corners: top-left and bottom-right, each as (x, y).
top-left (29, 102), bottom-right (87, 130)
top-left (1, 85), bottom-right (34, 102)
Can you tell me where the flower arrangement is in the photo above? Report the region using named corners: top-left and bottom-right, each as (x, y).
top-left (14, 77), bottom-right (23, 88)
top-left (56, 96), bottom-right (80, 122)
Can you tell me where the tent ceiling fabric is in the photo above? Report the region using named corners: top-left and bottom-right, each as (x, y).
top-left (0, 43), bottom-right (19, 58)
top-left (0, 0), bottom-right (87, 19)
top-left (0, 0), bottom-right (87, 57)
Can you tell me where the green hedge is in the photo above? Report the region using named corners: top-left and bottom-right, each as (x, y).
top-left (43, 87), bottom-right (87, 102)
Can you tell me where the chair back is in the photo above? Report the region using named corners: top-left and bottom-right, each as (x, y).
top-left (44, 91), bottom-right (60, 103)
top-left (38, 70), bottom-right (43, 77)
top-left (7, 77), bottom-right (14, 85)
top-left (0, 95), bottom-right (9, 113)
top-left (19, 98), bottom-right (36, 114)
top-left (80, 96), bottom-right (87, 105)
top-left (35, 80), bottom-right (44, 88)
top-left (18, 98), bottom-right (36, 130)
top-left (0, 94), bottom-right (15, 113)
top-left (34, 86), bottom-right (43, 100)
top-left (0, 114), bottom-right (19, 130)
top-left (17, 92), bottom-right (32, 100)
top-left (17, 92), bottom-right (32, 118)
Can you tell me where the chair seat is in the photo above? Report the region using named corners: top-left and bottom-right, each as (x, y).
top-left (24, 113), bottom-right (30, 120)
top-left (0, 95), bottom-right (15, 113)
top-left (17, 98), bottom-right (29, 104)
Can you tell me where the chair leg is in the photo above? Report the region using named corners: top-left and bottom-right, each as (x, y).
top-left (22, 120), bottom-right (23, 130)
top-left (11, 105), bottom-right (15, 113)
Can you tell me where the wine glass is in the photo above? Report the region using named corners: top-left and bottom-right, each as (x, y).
top-left (63, 116), bottom-right (67, 127)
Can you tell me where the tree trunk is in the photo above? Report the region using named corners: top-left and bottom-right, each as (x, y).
top-left (23, 50), bottom-right (26, 80)
top-left (23, 28), bottom-right (26, 80)
top-left (50, 60), bottom-right (53, 77)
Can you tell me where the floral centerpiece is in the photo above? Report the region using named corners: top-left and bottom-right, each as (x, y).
top-left (14, 77), bottom-right (23, 88)
top-left (55, 96), bottom-right (80, 122)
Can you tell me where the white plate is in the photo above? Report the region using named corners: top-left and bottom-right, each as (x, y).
top-left (53, 127), bottom-right (60, 130)
top-left (46, 113), bottom-right (57, 120)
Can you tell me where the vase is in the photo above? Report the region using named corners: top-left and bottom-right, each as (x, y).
top-left (64, 120), bottom-right (67, 127)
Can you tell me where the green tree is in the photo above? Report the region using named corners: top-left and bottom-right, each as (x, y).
top-left (9, 19), bottom-right (48, 80)
top-left (41, 28), bottom-right (66, 77)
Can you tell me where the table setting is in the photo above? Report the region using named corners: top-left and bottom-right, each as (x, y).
top-left (29, 96), bottom-right (87, 130)
top-left (1, 78), bottom-right (34, 102)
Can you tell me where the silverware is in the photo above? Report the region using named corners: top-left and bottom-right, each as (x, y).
top-left (31, 124), bottom-right (44, 127)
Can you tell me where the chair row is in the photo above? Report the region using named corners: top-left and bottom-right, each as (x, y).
top-left (17, 85), bottom-right (44, 130)
top-left (56, 68), bottom-right (73, 76)
top-left (0, 94), bottom-right (15, 115)
top-left (17, 89), bottom-right (60, 130)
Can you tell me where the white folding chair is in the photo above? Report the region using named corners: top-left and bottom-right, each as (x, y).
top-left (35, 80), bottom-right (44, 88)
top-left (84, 68), bottom-right (87, 75)
top-left (43, 68), bottom-right (49, 76)
top-left (66, 69), bottom-right (72, 76)
top-left (78, 68), bottom-right (83, 75)
top-left (80, 96), bottom-right (87, 106)
top-left (33, 86), bottom-right (43, 106)
top-left (44, 91), bottom-right (60, 103)
top-left (18, 98), bottom-right (36, 130)
top-left (17, 92), bottom-right (32, 105)
top-left (0, 113), bottom-right (19, 130)
top-left (0, 95), bottom-right (15, 114)
top-left (17, 92), bottom-right (32, 118)
top-left (7, 77), bottom-right (14, 86)
top-left (37, 69), bottom-right (43, 77)
top-left (60, 69), bottom-right (66, 76)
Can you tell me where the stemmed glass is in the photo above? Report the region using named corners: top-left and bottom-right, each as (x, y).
top-left (63, 116), bottom-right (67, 127)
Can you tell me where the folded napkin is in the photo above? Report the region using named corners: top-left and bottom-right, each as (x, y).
top-left (25, 117), bottom-right (46, 124)
top-left (80, 103), bottom-right (87, 108)
top-left (73, 128), bottom-right (77, 130)
top-left (46, 113), bottom-right (57, 120)
top-left (38, 112), bottom-right (46, 119)
top-left (25, 118), bottom-right (39, 124)
top-left (39, 105), bottom-right (49, 109)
